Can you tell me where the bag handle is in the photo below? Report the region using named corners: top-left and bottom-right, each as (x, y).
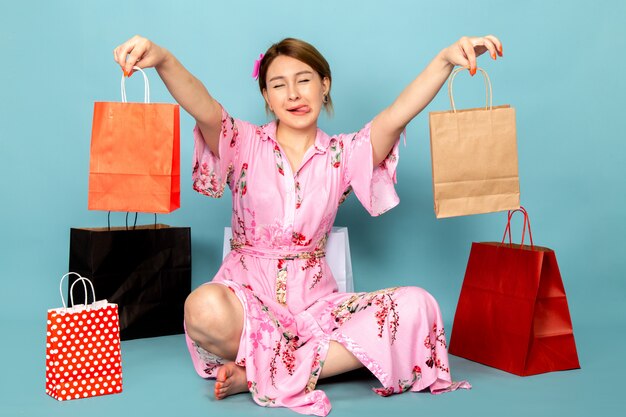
top-left (500, 206), bottom-right (535, 249)
top-left (447, 67), bottom-right (493, 113)
top-left (59, 272), bottom-right (97, 310)
top-left (120, 66), bottom-right (150, 103)
top-left (69, 277), bottom-right (97, 308)
top-left (107, 211), bottom-right (158, 231)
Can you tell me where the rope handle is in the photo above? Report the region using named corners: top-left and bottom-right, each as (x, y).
top-left (120, 66), bottom-right (150, 103)
top-left (107, 212), bottom-right (158, 231)
top-left (500, 206), bottom-right (535, 249)
top-left (59, 273), bottom-right (97, 310)
top-left (69, 277), bottom-right (97, 309)
top-left (447, 67), bottom-right (493, 113)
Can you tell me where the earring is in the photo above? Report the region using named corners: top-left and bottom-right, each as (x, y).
top-left (322, 94), bottom-right (329, 104)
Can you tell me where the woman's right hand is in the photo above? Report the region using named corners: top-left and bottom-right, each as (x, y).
top-left (113, 35), bottom-right (222, 155)
top-left (113, 35), bottom-right (168, 77)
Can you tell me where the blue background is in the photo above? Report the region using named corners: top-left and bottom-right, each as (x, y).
top-left (1, 0), bottom-right (624, 416)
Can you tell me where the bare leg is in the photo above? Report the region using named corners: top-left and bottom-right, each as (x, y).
top-left (185, 284), bottom-right (247, 399)
top-left (319, 341), bottom-right (364, 379)
top-left (186, 285), bottom-right (365, 397)
top-left (185, 283), bottom-right (244, 361)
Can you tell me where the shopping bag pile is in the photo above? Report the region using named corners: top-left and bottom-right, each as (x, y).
top-left (429, 69), bottom-right (579, 376)
top-left (69, 68), bottom-right (191, 342)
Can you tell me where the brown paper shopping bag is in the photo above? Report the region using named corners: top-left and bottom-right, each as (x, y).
top-left (88, 67), bottom-right (180, 213)
top-left (429, 67), bottom-right (520, 218)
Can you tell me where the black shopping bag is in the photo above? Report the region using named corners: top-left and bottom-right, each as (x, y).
top-left (68, 222), bottom-right (191, 340)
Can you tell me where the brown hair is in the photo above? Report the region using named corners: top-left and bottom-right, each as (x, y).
top-left (258, 38), bottom-right (333, 115)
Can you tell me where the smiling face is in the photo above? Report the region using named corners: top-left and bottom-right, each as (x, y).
top-left (262, 55), bottom-right (330, 132)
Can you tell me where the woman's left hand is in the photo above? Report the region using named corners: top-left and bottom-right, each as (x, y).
top-left (442, 35), bottom-right (503, 76)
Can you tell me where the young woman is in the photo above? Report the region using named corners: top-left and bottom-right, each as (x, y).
top-left (114, 34), bottom-right (502, 416)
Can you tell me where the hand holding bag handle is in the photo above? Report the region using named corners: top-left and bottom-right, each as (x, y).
top-left (447, 66), bottom-right (493, 112)
top-left (89, 65), bottom-right (180, 213)
top-left (120, 66), bottom-right (150, 103)
top-left (429, 65), bottom-right (519, 218)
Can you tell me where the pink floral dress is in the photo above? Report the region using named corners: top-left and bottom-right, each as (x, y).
top-left (186, 107), bottom-right (470, 416)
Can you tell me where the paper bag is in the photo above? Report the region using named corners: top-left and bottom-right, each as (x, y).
top-left (69, 220), bottom-right (191, 340)
top-left (46, 273), bottom-right (123, 400)
top-left (448, 207), bottom-right (580, 376)
top-left (88, 67), bottom-right (180, 213)
top-left (429, 67), bottom-right (520, 218)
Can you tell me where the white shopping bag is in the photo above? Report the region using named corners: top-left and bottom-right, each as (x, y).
top-left (223, 227), bottom-right (354, 292)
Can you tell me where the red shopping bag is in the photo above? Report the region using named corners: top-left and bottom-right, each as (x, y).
top-left (88, 67), bottom-right (180, 213)
top-left (448, 207), bottom-right (580, 376)
top-left (45, 273), bottom-right (123, 400)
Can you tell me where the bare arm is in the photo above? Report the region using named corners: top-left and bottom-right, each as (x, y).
top-left (113, 36), bottom-right (222, 156)
top-left (370, 35), bottom-right (503, 165)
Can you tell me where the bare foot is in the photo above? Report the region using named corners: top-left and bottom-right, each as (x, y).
top-left (215, 362), bottom-right (248, 400)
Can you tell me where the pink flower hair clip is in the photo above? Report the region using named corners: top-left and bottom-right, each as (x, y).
top-left (252, 53), bottom-right (264, 81)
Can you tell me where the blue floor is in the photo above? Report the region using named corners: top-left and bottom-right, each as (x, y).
top-left (3, 318), bottom-right (622, 417)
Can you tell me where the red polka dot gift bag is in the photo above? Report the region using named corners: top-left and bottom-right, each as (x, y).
top-left (45, 273), bottom-right (123, 401)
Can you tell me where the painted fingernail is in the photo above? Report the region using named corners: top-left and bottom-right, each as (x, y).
top-left (498, 46), bottom-right (503, 56)
top-left (470, 67), bottom-right (476, 76)
top-left (491, 52), bottom-right (496, 59)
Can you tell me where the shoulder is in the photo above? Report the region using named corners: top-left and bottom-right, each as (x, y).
top-left (220, 108), bottom-right (275, 148)
top-left (332, 121), bottom-right (373, 149)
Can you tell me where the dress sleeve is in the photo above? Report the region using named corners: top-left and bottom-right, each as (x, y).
top-left (192, 106), bottom-right (250, 198)
top-left (341, 121), bottom-right (401, 216)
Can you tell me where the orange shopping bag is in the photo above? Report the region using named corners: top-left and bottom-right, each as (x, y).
top-left (88, 67), bottom-right (180, 213)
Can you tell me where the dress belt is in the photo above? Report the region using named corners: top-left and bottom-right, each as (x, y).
top-left (230, 239), bottom-right (326, 260)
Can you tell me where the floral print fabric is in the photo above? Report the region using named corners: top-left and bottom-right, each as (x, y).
top-left (186, 107), bottom-right (469, 416)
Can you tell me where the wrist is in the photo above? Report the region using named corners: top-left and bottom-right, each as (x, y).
top-left (155, 47), bottom-right (174, 71)
top-left (435, 49), bottom-right (455, 72)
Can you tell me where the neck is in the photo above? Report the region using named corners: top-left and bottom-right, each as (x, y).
top-left (275, 120), bottom-right (317, 151)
